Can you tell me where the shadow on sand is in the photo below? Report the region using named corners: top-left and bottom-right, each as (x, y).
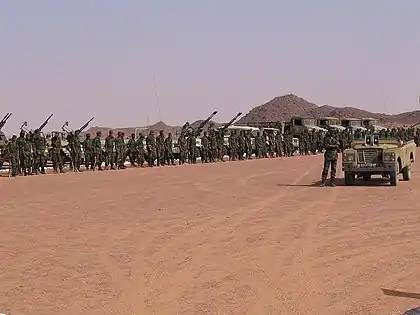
top-left (381, 288), bottom-right (420, 314)
top-left (403, 307), bottom-right (420, 314)
top-left (277, 177), bottom-right (401, 187)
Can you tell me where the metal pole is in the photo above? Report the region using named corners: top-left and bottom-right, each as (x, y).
top-left (153, 76), bottom-right (162, 122)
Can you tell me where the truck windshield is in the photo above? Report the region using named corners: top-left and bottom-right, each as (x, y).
top-left (350, 120), bottom-right (362, 127)
top-left (302, 119), bottom-right (315, 125)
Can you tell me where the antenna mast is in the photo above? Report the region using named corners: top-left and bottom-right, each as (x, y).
top-left (153, 75), bottom-right (162, 122)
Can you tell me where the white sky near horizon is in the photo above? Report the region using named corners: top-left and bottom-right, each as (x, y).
top-left (1, 0), bottom-right (420, 135)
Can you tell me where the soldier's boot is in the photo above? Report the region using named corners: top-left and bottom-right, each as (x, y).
top-left (330, 177), bottom-right (336, 187)
top-left (320, 178), bottom-right (326, 187)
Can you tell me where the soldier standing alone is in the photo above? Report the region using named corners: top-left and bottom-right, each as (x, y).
top-left (320, 127), bottom-right (340, 187)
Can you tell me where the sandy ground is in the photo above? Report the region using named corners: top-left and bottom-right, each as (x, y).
top-left (1, 152), bottom-right (420, 315)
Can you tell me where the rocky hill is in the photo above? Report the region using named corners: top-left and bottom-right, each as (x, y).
top-left (237, 94), bottom-right (420, 127)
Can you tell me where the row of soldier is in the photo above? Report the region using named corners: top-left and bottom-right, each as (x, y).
top-left (4, 125), bottom-right (420, 177)
top-left (5, 127), bottom-right (296, 177)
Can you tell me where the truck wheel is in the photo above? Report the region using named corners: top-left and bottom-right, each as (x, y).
top-left (345, 171), bottom-right (355, 185)
top-left (390, 170), bottom-right (398, 186)
top-left (402, 166), bottom-right (412, 181)
top-left (362, 174), bottom-right (371, 181)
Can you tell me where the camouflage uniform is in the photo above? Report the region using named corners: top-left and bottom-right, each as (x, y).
top-left (32, 129), bottom-right (46, 174)
top-left (178, 132), bottom-right (187, 164)
top-left (17, 131), bottom-right (31, 175)
top-left (245, 131), bottom-right (253, 159)
top-left (73, 131), bottom-right (82, 172)
top-left (187, 130), bottom-right (196, 164)
top-left (83, 133), bottom-right (94, 169)
top-left (115, 132), bottom-right (126, 169)
top-left (136, 133), bottom-right (146, 166)
top-left (50, 135), bottom-right (63, 173)
top-left (229, 130), bottom-right (237, 161)
top-left (105, 130), bottom-right (116, 169)
top-left (146, 131), bottom-right (156, 166)
top-left (7, 135), bottom-right (19, 177)
top-left (164, 133), bottom-right (175, 165)
top-left (156, 130), bottom-right (165, 166)
top-left (127, 133), bottom-right (138, 167)
top-left (201, 131), bottom-right (210, 163)
top-left (93, 131), bottom-right (103, 170)
top-left (321, 128), bottom-right (340, 187)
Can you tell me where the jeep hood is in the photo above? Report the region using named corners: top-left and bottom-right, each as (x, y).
top-left (352, 144), bottom-right (399, 150)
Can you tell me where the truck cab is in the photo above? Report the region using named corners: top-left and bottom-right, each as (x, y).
top-left (318, 117), bottom-right (346, 131)
top-left (361, 118), bottom-right (387, 132)
top-left (290, 116), bottom-right (327, 137)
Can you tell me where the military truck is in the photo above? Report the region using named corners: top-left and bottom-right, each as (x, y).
top-left (361, 117), bottom-right (387, 132)
top-left (342, 134), bottom-right (416, 186)
top-left (317, 117), bottom-right (346, 131)
top-left (340, 117), bottom-right (367, 132)
top-left (288, 116), bottom-right (327, 137)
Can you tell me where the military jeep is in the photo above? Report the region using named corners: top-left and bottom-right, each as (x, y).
top-left (341, 135), bottom-right (416, 186)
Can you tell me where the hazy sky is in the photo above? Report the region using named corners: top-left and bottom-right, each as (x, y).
top-left (2, 0), bottom-right (420, 135)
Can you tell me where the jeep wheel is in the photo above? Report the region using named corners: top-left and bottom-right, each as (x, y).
top-left (390, 170), bottom-right (398, 186)
top-left (402, 166), bottom-right (412, 181)
top-left (362, 174), bottom-right (371, 181)
top-left (344, 171), bottom-right (355, 185)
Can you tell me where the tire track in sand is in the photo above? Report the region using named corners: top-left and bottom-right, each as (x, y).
top-left (132, 162), bottom-right (321, 313)
top-left (93, 159), bottom-right (321, 314)
top-left (228, 188), bottom-right (339, 314)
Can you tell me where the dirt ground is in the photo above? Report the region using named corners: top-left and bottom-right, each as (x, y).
top-left (1, 152), bottom-right (420, 315)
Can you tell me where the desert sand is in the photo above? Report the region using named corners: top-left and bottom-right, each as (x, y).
top-left (1, 152), bottom-right (420, 315)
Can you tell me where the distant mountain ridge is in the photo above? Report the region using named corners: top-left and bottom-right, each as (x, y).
top-left (237, 94), bottom-right (420, 127)
top-left (86, 94), bottom-right (420, 137)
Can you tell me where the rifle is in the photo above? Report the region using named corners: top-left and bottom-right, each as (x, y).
top-left (75, 117), bottom-right (94, 133)
top-left (195, 110), bottom-right (218, 137)
top-left (0, 113), bottom-right (12, 131)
